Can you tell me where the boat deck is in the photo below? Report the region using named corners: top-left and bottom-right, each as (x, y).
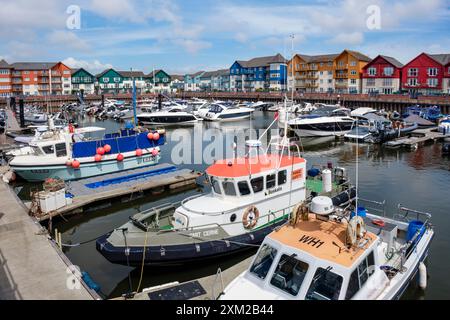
top-left (34, 163), bottom-right (202, 221)
top-left (0, 180), bottom-right (98, 300)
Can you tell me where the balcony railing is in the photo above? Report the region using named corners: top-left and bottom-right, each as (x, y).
top-left (335, 73), bottom-right (348, 79)
top-left (336, 64), bottom-right (348, 70)
top-left (335, 81), bottom-right (348, 87)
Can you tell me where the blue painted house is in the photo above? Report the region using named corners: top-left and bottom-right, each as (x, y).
top-left (184, 71), bottom-right (205, 91)
top-left (230, 53), bottom-right (287, 92)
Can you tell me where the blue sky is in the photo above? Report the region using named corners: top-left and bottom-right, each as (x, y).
top-left (0, 0), bottom-right (449, 74)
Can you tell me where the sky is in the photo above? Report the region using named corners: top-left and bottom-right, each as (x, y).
top-left (0, 0), bottom-right (449, 75)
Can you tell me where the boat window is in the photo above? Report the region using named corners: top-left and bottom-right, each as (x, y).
top-left (250, 244), bottom-right (278, 280)
top-left (278, 170), bottom-right (287, 185)
top-left (306, 267), bottom-right (343, 300)
top-left (55, 143), bottom-right (67, 157)
top-left (222, 181), bottom-right (237, 196)
top-left (270, 254), bottom-right (309, 296)
top-left (266, 174), bottom-right (276, 189)
top-left (31, 146), bottom-right (43, 155)
top-left (41, 145), bottom-right (55, 155)
top-left (238, 181), bottom-right (251, 196)
top-left (345, 252), bottom-right (376, 299)
top-left (211, 177), bottom-right (222, 194)
top-left (250, 176), bottom-right (264, 193)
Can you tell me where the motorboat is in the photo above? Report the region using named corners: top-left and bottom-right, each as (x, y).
top-left (403, 105), bottom-right (442, 122)
top-left (8, 122), bottom-right (165, 182)
top-left (137, 107), bottom-right (199, 126)
top-left (220, 195), bottom-right (434, 300)
top-left (199, 103), bottom-right (254, 122)
top-left (438, 118), bottom-right (450, 137)
top-left (250, 101), bottom-right (275, 111)
top-left (288, 107), bottom-right (354, 137)
top-left (344, 112), bottom-right (392, 142)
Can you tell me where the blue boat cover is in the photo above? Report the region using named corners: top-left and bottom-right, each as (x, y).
top-left (72, 131), bottom-right (165, 158)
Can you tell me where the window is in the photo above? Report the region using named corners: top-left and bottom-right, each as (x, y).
top-left (114, 77), bottom-right (121, 82)
top-left (103, 77), bottom-right (109, 83)
top-left (366, 78), bottom-right (375, 86)
top-left (270, 254), bottom-right (309, 296)
top-left (222, 181), bottom-right (237, 196)
top-left (350, 61), bottom-right (357, 66)
top-left (278, 170), bottom-right (287, 185)
top-left (250, 176), bottom-right (264, 193)
top-left (382, 78), bottom-right (393, 87)
top-left (428, 68), bottom-right (438, 76)
top-left (266, 174), bottom-right (276, 189)
top-left (408, 78), bottom-right (418, 86)
top-left (350, 79), bottom-right (357, 85)
top-left (238, 181), bottom-right (251, 196)
top-left (408, 68), bottom-right (418, 77)
top-left (383, 67), bottom-right (394, 76)
top-left (42, 145), bottom-right (54, 154)
top-left (306, 267), bottom-right (343, 300)
top-left (55, 143), bottom-right (67, 157)
top-left (328, 79), bottom-right (332, 84)
top-left (24, 78), bottom-right (30, 81)
top-left (427, 78), bottom-right (438, 87)
top-left (328, 71), bottom-right (332, 76)
top-left (350, 70), bottom-right (357, 76)
top-left (368, 67), bottom-right (376, 76)
top-left (250, 244), bottom-right (278, 280)
top-left (345, 252), bottom-right (375, 299)
top-left (211, 177), bottom-right (221, 194)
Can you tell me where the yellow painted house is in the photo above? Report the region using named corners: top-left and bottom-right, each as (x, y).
top-left (333, 50), bottom-right (371, 93)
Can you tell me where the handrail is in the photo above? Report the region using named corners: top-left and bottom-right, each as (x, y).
top-left (212, 268), bottom-right (225, 300)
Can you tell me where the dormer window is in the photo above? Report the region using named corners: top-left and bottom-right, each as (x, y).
top-left (368, 67), bottom-right (376, 76)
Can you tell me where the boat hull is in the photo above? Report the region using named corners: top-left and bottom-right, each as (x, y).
top-left (11, 154), bottom-right (161, 182)
top-left (96, 218), bottom-right (286, 266)
top-left (137, 115), bottom-right (198, 126)
top-left (202, 112), bottom-right (253, 122)
top-left (289, 121), bottom-right (354, 137)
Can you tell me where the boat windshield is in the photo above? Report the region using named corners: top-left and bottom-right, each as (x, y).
top-left (31, 145), bottom-right (43, 155)
top-left (305, 267), bottom-right (343, 300)
top-left (270, 254), bottom-right (309, 296)
top-left (250, 244), bottom-right (278, 280)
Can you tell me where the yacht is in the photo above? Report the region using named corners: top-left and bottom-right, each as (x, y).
top-left (137, 107), bottom-right (199, 126)
top-left (220, 195), bottom-right (434, 300)
top-left (288, 107), bottom-right (354, 137)
top-left (199, 103), bottom-right (254, 122)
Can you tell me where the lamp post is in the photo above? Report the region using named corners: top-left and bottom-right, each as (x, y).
top-left (131, 68), bottom-right (137, 125)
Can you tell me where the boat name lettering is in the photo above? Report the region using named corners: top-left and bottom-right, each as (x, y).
top-left (299, 234), bottom-right (325, 248)
top-left (31, 169), bottom-right (50, 174)
top-left (142, 157), bottom-right (153, 163)
top-left (189, 229), bottom-right (219, 238)
top-left (292, 169), bottom-right (303, 180)
top-left (267, 187), bottom-right (282, 195)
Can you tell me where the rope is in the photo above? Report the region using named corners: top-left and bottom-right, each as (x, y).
top-left (135, 228), bottom-right (149, 293)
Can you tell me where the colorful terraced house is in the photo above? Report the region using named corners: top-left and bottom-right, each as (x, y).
top-left (71, 68), bottom-right (97, 95)
top-left (361, 55), bottom-right (403, 94)
top-left (147, 70), bottom-right (172, 93)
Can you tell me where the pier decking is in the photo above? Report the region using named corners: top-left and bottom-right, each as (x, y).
top-left (0, 180), bottom-right (97, 300)
top-left (33, 163), bottom-right (202, 221)
top-left (384, 128), bottom-right (445, 149)
top-left (116, 256), bottom-right (253, 300)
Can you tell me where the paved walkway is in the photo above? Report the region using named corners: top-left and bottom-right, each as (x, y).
top-left (0, 180), bottom-right (95, 300)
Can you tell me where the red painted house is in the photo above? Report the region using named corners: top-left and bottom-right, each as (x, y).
top-left (362, 55), bottom-right (403, 94)
top-left (401, 52), bottom-right (450, 94)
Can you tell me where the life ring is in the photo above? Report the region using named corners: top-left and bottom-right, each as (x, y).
top-left (346, 216), bottom-right (366, 247)
top-left (242, 206), bottom-right (260, 229)
top-left (290, 203), bottom-right (308, 225)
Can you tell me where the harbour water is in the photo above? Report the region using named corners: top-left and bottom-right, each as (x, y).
top-left (13, 110), bottom-right (450, 299)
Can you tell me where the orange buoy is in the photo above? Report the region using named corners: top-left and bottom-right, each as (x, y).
top-left (153, 132), bottom-right (160, 141)
top-left (136, 149), bottom-right (143, 157)
top-left (147, 132), bottom-right (154, 140)
top-left (94, 154), bottom-right (102, 162)
top-left (66, 160), bottom-right (73, 167)
top-left (117, 153), bottom-right (124, 162)
top-left (97, 147), bottom-right (105, 155)
top-left (72, 160), bottom-right (80, 169)
top-left (104, 144), bottom-right (111, 153)
top-left (151, 149), bottom-right (159, 156)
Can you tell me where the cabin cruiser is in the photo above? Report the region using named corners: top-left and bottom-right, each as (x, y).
top-left (249, 101), bottom-right (275, 111)
top-left (8, 123), bottom-right (165, 182)
top-left (220, 194), bottom-right (434, 300)
top-left (96, 137), bottom-right (355, 266)
top-left (137, 107), bottom-right (199, 126)
top-left (199, 103), bottom-right (254, 122)
top-left (288, 107), bottom-right (354, 137)
top-left (344, 112), bottom-right (391, 142)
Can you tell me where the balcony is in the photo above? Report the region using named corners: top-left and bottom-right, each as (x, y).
top-left (335, 81), bottom-right (348, 88)
top-left (305, 73), bottom-right (318, 80)
top-left (305, 82), bottom-right (318, 88)
top-left (335, 73), bottom-right (348, 79)
top-left (336, 64), bottom-right (348, 70)
top-left (51, 79), bottom-right (62, 84)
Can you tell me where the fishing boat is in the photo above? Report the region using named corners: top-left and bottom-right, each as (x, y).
top-left (8, 122), bottom-right (165, 182)
top-left (288, 107), bottom-right (354, 137)
top-left (137, 107), bottom-right (199, 126)
top-left (220, 196), bottom-right (434, 300)
top-left (199, 103), bottom-right (254, 122)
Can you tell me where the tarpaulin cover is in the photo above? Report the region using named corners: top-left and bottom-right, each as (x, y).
top-left (72, 132), bottom-right (164, 158)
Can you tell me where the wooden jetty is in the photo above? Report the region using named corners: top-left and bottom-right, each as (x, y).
top-left (115, 255), bottom-right (254, 300)
top-left (384, 128), bottom-right (445, 149)
top-left (0, 179), bottom-right (99, 300)
top-left (31, 163), bottom-right (202, 221)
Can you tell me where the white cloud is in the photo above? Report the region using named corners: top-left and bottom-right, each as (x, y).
top-left (174, 39), bottom-right (212, 54)
top-left (48, 31), bottom-right (90, 52)
top-left (329, 32), bottom-right (364, 45)
top-left (62, 57), bottom-right (113, 73)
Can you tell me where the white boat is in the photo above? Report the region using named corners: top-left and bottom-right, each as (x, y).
top-left (137, 107), bottom-right (199, 126)
top-left (221, 196), bottom-right (434, 300)
top-left (199, 103), bottom-right (254, 122)
top-left (9, 124), bottom-right (165, 182)
top-left (288, 107), bottom-right (354, 137)
top-left (438, 118), bottom-right (450, 137)
top-left (249, 101), bottom-right (274, 110)
top-left (24, 113), bottom-right (48, 124)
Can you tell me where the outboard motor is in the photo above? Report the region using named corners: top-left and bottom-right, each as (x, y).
top-left (443, 143), bottom-right (450, 155)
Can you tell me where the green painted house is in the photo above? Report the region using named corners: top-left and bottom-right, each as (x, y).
top-left (96, 68), bottom-right (124, 94)
top-left (71, 68), bottom-right (96, 94)
top-left (146, 69), bottom-right (171, 92)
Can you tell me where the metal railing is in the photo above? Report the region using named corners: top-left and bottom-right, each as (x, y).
top-left (212, 268), bottom-right (225, 299)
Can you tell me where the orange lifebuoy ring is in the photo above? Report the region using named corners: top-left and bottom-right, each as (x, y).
top-left (242, 206), bottom-right (259, 229)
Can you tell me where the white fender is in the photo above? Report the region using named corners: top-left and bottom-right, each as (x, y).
top-left (419, 262), bottom-right (427, 290)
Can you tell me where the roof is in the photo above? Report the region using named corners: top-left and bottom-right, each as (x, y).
top-left (428, 53), bottom-right (450, 66)
top-left (346, 50), bottom-right (371, 62)
top-left (269, 214), bottom-right (377, 268)
top-left (147, 69), bottom-right (170, 78)
top-left (236, 53), bottom-right (287, 68)
top-left (380, 55), bottom-right (404, 68)
top-left (96, 68), bottom-right (120, 78)
top-left (206, 154), bottom-right (305, 178)
top-left (118, 70), bottom-right (146, 78)
top-left (170, 75), bottom-right (184, 81)
top-left (293, 53), bottom-right (339, 63)
top-left (187, 71), bottom-right (205, 78)
top-left (10, 62), bottom-right (58, 70)
top-left (71, 68), bottom-right (95, 77)
top-left (0, 59), bottom-right (11, 68)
